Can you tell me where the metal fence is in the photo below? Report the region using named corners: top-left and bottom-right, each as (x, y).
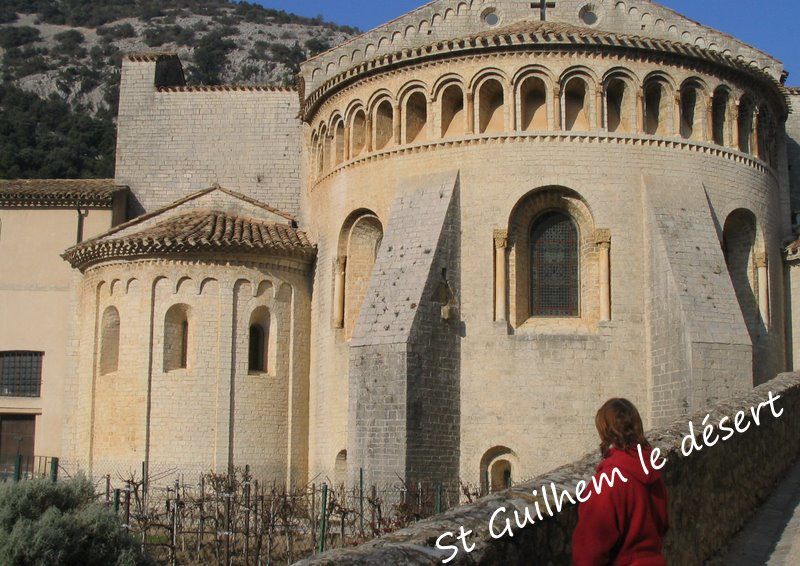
top-left (99, 467), bottom-right (476, 565)
top-left (0, 455), bottom-right (58, 482)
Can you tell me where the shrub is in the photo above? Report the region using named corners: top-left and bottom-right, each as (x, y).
top-left (305, 36), bottom-right (331, 57)
top-left (187, 30), bottom-right (235, 85)
top-left (54, 29), bottom-right (87, 57)
top-left (0, 8), bottom-right (18, 24)
top-left (96, 23), bottom-right (136, 40)
top-left (143, 25), bottom-right (195, 47)
top-left (0, 26), bottom-right (41, 49)
top-left (269, 42), bottom-right (305, 74)
top-left (0, 476), bottom-right (151, 565)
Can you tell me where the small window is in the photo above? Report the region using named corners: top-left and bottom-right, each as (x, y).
top-left (483, 9), bottom-right (500, 26)
top-left (530, 211), bottom-right (579, 317)
top-left (164, 304), bottom-right (190, 372)
top-left (248, 324), bottom-right (266, 373)
top-left (99, 306), bottom-right (120, 375)
top-left (0, 352), bottom-right (43, 397)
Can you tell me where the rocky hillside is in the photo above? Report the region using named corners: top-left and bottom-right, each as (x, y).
top-left (0, 0), bottom-right (358, 178)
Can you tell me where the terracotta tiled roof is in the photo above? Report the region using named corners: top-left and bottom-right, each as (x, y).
top-left (63, 209), bottom-right (315, 269)
top-left (0, 179), bottom-right (127, 208)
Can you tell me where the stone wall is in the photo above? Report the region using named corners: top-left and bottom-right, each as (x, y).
top-left (300, 372), bottom-right (800, 565)
top-left (115, 56), bottom-right (302, 217)
top-left (787, 92), bottom-right (800, 213)
top-left (347, 172), bottom-right (461, 487)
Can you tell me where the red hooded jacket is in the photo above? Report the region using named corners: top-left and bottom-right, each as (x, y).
top-left (571, 447), bottom-right (669, 566)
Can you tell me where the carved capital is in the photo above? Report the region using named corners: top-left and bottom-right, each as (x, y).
top-left (755, 251), bottom-right (768, 268)
top-left (594, 228), bottom-right (612, 247)
top-left (335, 256), bottom-right (347, 272)
top-left (493, 229), bottom-right (509, 249)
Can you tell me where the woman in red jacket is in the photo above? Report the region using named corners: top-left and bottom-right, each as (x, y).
top-left (572, 398), bottom-right (669, 566)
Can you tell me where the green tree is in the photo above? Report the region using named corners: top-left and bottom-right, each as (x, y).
top-left (188, 30), bottom-right (235, 85)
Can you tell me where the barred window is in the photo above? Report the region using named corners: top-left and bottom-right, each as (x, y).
top-left (530, 211), bottom-right (579, 317)
top-left (248, 324), bottom-right (265, 373)
top-left (0, 352), bottom-right (43, 397)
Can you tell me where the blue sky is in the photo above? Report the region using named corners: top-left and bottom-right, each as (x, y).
top-left (255, 0), bottom-right (800, 80)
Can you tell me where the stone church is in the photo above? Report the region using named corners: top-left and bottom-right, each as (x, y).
top-left (3, 0), bottom-right (800, 492)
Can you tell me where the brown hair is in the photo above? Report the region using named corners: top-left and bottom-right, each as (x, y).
top-left (595, 398), bottom-right (649, 457)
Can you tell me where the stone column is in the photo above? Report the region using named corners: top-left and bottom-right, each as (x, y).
top-left (509, 87), bottom-right (517, 132)
top-left (365, 114), bottom-right (373, 153)
top-left (596, 229), bottom-right (612, 321)
top-left (732, 101), bottom-right (740, 149)
top-left (706, 96), bottom-right (714, 142)
top-left (466, 91), bottom-right (475, 134)
top-left (553, 86), bottom-right (562, 130)
top-left (344, 125), bottom-right (351, 161)
top-left (756, 252), bottom-right (770, 329)
top-left (673, 93), bottom-right (681, 136)
top-left (393, 102), bottom-right (402, 146)
top-left (637, 92), bottom-right (645, 134)
top-left (596, 87), bottom-right (604, 130)
top-left (494, 230), bottom-right (508, 322)
top-left (333, 256), bottom-right (346, 328)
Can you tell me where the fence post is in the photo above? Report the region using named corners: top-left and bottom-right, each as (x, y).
top-left (359, 468), bottom-right (364, 534)
top-left (105, 474), bottom-right (111, 501)
top-left (435, 484), bottom-right (443, 514)
top-left (49, 457), bottom-right (59, 482)
top-left (13, 455), bottom-right (22, 482)
top-left (244, 465), bottom-right (250, 566)
top-left (317, 483), bottom-right (328, 554)
top-left (124, 483), bottom-right (131, 531)
top-left (114, 489), bottom-right (121, 513)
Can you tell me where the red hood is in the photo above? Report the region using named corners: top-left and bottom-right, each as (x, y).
top-left (598, 447), bottom-right (662, 485)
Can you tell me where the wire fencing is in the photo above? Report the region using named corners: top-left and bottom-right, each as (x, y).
top-left (97, 466), bottom-right (480, 565)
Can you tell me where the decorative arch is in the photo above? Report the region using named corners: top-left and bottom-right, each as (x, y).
top-left (399, 84), bottom-right (430, 144)
top-left (479, 446), bottom-right (519, 494)
top-left (642, 73), bottom-right (675, 135)
top-left (335, 210), bottom-right (384, 338)
top-left (738, 95), bottom-right (756, 154)
top-left (515, 68), bottom-right (553, 132)
top-left (472, 72), bottom-right (508, 134)
top-left (711, 85), bottom-right (732, 146)
top-left (435, 78), bottom-right (467, 138)
top-left (348, 106), bottom-right (368, 157)
top-left (603, 69), bottom-right (638, 133)
top-left (372, 98), bottom-right (395, 151)
top-left (679, 78), bottom-right (708, 141)
top-left (506, 187), bottom-right (603, 328)
top-left (99, 306), bottom-right (120, 376)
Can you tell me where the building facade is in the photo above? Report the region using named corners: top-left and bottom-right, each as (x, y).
top-left (3, 0), bottom-right (800, 491)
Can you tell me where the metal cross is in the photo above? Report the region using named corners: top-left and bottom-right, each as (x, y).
top-left (531, 1), bottom-right (556, 21)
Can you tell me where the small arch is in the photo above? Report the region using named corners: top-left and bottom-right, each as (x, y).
top-left (99, 306), bottom-right (120, 376)
top-left (712, 87), bottom-right (731, 146)
top-left (756, 105), bottom-right (774, 165)
top-left (564, 76), bottom-right (590, 131)
top-left (480, 446), bottom-right (518, 494)
top-left (164, 304), bottom-right (191, 372)
top-left (477, 77), bottom-right (505, 134)
top-left (604, 74), bottom-right (635, 133)
top-left (109, 279), bottom-right (121, 296)
top-left (679, 79), bottom-right (706, 141)
top-left (339, 211), bottom-right (384, 339)
top-left (439, 82), bottom-right (466, 138)
top-left (333, 118), bottom-right (345, 165)
top-left (374, 99), bottom-right (394, 150)
top-left (404, 90), bottom-right (428, 143)
top-left (643, 75), bottom-right (673, 135)
top-left (349, 108), bottom-right (367, 157)
top-left (255, 280), bottom-right (274, 298)
top-left (738, 95), bottom-right (756, 154)
top-left (519, 75), bottom-right (548, 131)
top-left (175, 276), bottom-right (193, 294)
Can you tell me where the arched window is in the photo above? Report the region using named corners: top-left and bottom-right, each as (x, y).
top-left (680, 83), bottom-right (704, 140)
top-left (605, 78), bottom-right (632, 133)
top-left (249, 324), bottom-right (265, 372)
top-left (478, 78), bottom-right (505, 133)
top-left (712, 88), bottom-right (730, 146)
top-left (99, 306), bottom-right (120, 375)
top-left (334, 450), bottom-right (347, 486)
top-left (440, 84), bottom-right (465, 137)
top-left (530, 211), bottom-right (579, 317)
top-left (164, 304), bottom-right (190, 372)
top-left (333, 120), bottom-right (345, 165)
top-left (249, 306), bottom-right (273, 374)
top-left (738, 97), bottom-right (755, 154)
top-left (520, 76), bottom-right (547, 131)
top-left (350, 109), bottom-right (367, 156)
top-left (479, 446), bottom-right (517, 495)
top-left (564, 77), bottom-right (589, 131)
top-left (644, 79), bottom-right (670, 135)
top-left (404, 91), bottom-right (428, 143)
top-left (374, 100), bottom-right (394, 150)
top-left (338, 212), bottom-right (384, 339)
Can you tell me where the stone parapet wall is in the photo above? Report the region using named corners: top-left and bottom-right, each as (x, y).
top-left (300, 373), bottom-right (800, 565)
